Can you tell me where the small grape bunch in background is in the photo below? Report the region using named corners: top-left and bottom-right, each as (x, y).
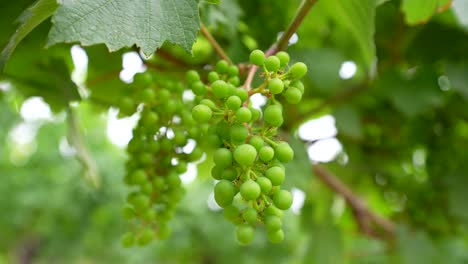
top-left (188, 50), bottom-right (307, 245)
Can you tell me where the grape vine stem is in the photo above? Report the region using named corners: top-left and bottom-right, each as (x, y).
top-left (313, 164), bottom-right (396, 239)
top-left (200, 23), bottom-right (233, 65)
top-left (244, 0), bottom-right (319, 90)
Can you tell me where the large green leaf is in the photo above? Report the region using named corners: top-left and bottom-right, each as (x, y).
top-left (47, 0), bottom-right (200, 56)
top-left (0, 0), bottom-right (58, 72)
top-left (322, 0), bottom-right (377, 71)
top-left (401, 0), bottom-right (451, 25)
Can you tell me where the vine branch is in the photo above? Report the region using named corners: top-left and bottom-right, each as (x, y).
top-left (200, 23), bottom-right (233, 65)
top-left (244, 0), bottom-right (319, 90)
top-left (313, 164), bottom-right (396, 239)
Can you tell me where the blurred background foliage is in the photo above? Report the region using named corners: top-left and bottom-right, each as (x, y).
top-left (1, 0), bottom-right (468, 263)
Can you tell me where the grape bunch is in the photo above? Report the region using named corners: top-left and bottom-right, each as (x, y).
top-left (188, 50), bottom-right (307, 244)
top-left (118, 73), bottom-right (203, 247)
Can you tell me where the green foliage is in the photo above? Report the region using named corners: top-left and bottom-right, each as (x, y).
top-left (1, 0), bottom-right (468, 263)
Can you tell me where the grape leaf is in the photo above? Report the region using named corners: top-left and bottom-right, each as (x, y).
top-left (321, 0), bottom-right (377, 71)
top-left (0, 0), bottom-right (58, 72)
top-left (47, 0), bottom-right (200, 56)
top-left (401, 0), bottom-right (447, 25)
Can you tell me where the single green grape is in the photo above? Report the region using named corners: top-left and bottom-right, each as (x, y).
top-left (224, 205), bottom-right (240, 222)
top-left (192, 104), bottom-right (212, 123)
top-left (273, 190), bottom-right (293, 210)
top-left (130, 169), bottom-right (147, 185)
top-left (214, 180), bottom-right (237, 207)
top-left (230, 124), bottom-right (249, 143)
top-left (265, 215), bottom-right (282, 232)
top-left (140, 88), bottom-right (156, 103)
top-left (256, 176), bottom-right (272, 194)
top-left (236, 107), bottom-right (252, 123)
top-left (234, 144), bottom-right (257, 166)
top-left (212, 80), bottom-right (229, 99)
top-left (208, 71), bottom-right (220, 83)
top-left (240, 180), bottom-right (261, 200)
top-left (211, 165), bottom-right (224, 180)
top-left (236, 225), bottom-right (255, 245)
top-left (137, 228), bottom-right (155, 246)
top-left (268, 78), bottom-right (284, 94)
top-left (265, 166), bottom-right (285, 186)
top-left (227, 65), bottom-right (239, 77)
top-left (276, 51), bottom-right (290, 67)
top-left (248, 136), bottom-right (264, 151)
top-left (186, 70), bottom-right (200, 84)
top-left (226, 96), bottom-right (242, 110)
top-left (284, 87), bottom-right (302, 104)
top-left (267, 229), bottom-right (284, 243)
top-left (289, 62), bottom-right (308, 79)
top-left (249, 49), bottom-right (265, 66)
top-left (290, 80), bottom-right (304, 94)
top-left (122, 206), bottom-right (135, 220)
top-left (223, 167), bottom-right (238, 181)
top-left (242, 207), bottom-right (258, 224)
top-left (121, 232), bottom-right (135, 247)
top-left (265, 56), bottom-right (281, 72)
top-left (216, 60), bottom-right (229, 74)
top-left (275, 142), bottom-right (294, 163)
top-left (264, 105), bottom-right (283, 127)
top-left (191, 81), bottom-right (207, 96)
top-left (259, 146), bottom-right (275, 162)
top-left (213, 148), bottom-right (233, 168)
top-left (235, 88), bottom-right (249, 102)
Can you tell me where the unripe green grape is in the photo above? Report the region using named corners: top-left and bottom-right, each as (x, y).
top-left (131, 169), bottom-right (147, 185)
top-left (152, 177), bottom-right (165, 190)
top-left (235, 107), bottom-right (252, 123)
top-left (142, 110), bottom-right (159, 126)
top-left (249, 136), bottom-right (264, 151)
top-left (223, 167), bottom-right (238, 181)
top-left (214, 180), bottom-right (237, 207)
top-left (122, 206), bottom-right (135, 220)
top-left (256, 177), bottom-right (272, 194)
top-left (191, 81), bottom-right (207, 96)
top-left (200, 99), bottom-right (216, 109)
top-left (192, 104), bottom-right (212, 123)
top-left (160, 138), bottom-right (173, 152)
top-left (140, 182), bottom-right (153, 194)
top-left (236, 225), bottom-right (255, 245)
top-left (264, 205), bottom-right (283, 217)
top-left (273, 190), bottom-right (293, 210)
top-left (208, 71), bottom-right (220, 83)
top-left (132, 194), bottom-right (150, 211)
top-left (234, 144), bottom-right (257, 166)
top-left (249, 49), bottom-right (265, 66)
top-left (140, 88), bottom-right (156, 103)
top-left (267, 229), bottom-right (284, 243)
top-left (137, 228), bottom-right (155, 246)
top-left (265, 166), bottom-right (285, 186)
top-left (265, 215), bottom-right (282, 232)
top-left (240, 180), bottom-right (261, 200)
top-left (134, 72), bottom-right (153, 87)
top-left (264, 105), bottom-right (283, 127)
top-left (289, 62), bottom-right (308, 79)
top-left (158, 224), bottom-right (172, 240)
top-left (206, 134), bottom-right (222, 148)
top-left (227, 84), bottom-right (237, 96)
top-left (167, 172), bottom-right (181, 188)
top-left (216, 60), bottom-right (229, 74)
top-left (158, 89), bottom-right (171, 102)
top-left (186, 70), bottom-right (200, 84)
top-left (228, 76), bottom-right (240, 86)
top-left (211, 165), bottom-right (224, 180)
top-left (188, 147), bottom-right (203, 161)
top-left (119, 97), bottom-right (136, 116)
top-left (176, 162), bottom-right (188, 174)
top-left (259, 146), bottom-right (275, 162)
top-left (216, 121), bottom-right (231, 141)
top-left (173, 131), bottom-right (187, 146)
top-left (275, 142), bottom-right (294, 163)
top-left (250, 107), bottom-right (261, 121)
top-left (276, 51), bottom-right (290, 67)
top-left (230, 124), bottom-right (249, 143)
top-left (284, 87), bottom-right (302, 104)
top-left (268, 78), bottom-right (284, 94)
top-left (242, 207), bottom-right (258, 224)
top-left (139, 152), bottom-right (153, 166)
top-left (235, 88), bottom-right (249, 102)
top-left (224, 205), bottom-right (240, 222)
top-left (226, 96), bottom-right (242, 110)
top-left (148, 141), bottom-right (160, 153)
top-left (214, 148), bottom-right (233, 168)
top-left (265, 56), bottom-right (281, 72)
top-left (142, 209), bottom-right (156, 221)
top-left (212, 80), bottom-right (229, 99)
top-left (121, 232), bottom-right (135, 247)
top-left (227, 65), bottom-right (239, 77)
top-left (290, 80), bottom-right (304, 94)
